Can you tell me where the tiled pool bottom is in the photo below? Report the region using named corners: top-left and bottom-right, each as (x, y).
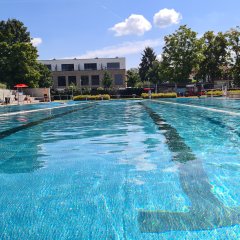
top-left (0, 99), bottom-right (240, 239)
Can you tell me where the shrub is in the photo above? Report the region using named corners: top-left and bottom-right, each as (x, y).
top-left (141, 92), bottom-right (177, 98)
top-left (97, 87), bottom-right (104, 91)
top-left (228, 90), bottom-right (240, 94)
top-left (73, 94), bottom-right (110, 101)
top-left (206, 90), bottom-right (223, 96)
top-left (0, 83), bottom-right (7, 89)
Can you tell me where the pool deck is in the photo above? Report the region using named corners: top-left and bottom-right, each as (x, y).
top-left (1, 96), bottom-right (239, 108)
top-left (0, 99), bottom-right (42, 107)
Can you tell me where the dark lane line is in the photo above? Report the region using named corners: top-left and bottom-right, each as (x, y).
top-left (0, 104), bottom-right (95, 139)
top-left (140, 102), bottom-right (195, 163)
top-left (138, 102), bottom-right (240, 233)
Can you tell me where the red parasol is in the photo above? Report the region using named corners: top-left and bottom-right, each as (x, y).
top-left (14, 84), bottom-right (28, 88)
top-left (143, 88), bottom-right (154, 91)
top-left (14, 84), bottom-right (29, 105)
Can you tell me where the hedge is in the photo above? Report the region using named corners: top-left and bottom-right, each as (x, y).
top-left (73, 94), bottom-right (110, 101)
top-left (206, 90), bottom-right (223, 96)
top-left (141, 93), bottom-right (177, 99)
top-left (228, 90), bottom-right (240, 94)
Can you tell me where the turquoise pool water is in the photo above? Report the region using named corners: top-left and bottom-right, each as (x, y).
top-left (0, 102), bottom-right (63, 114)
top-left (0, 99), bottom-right (240, 239)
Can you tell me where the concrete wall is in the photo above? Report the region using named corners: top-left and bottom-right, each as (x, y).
top-left (51, 69), bottom-right (126, 90)
top-left (214, 80), bottom-right (233, 89)
top-left (227, 92), bottom-right (240, 98)
top-left (0, 89), bottom-right (14, 101)
top-left (23, 88), bottom-right (51, 99)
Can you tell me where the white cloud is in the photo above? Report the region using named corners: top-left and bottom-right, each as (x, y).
top-left (157, 54), bottom-right (163, 61)
top-left (154, 8), bottom-right (182, 28)
top-left (66, 39), bottom-right (163, 59)
top-left (31, 37), bottom-right (42, 47)
top-left (110, 14), bottom-right (152, 36)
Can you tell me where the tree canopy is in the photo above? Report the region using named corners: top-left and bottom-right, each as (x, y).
top-left (0, 19), bottom-right (52, 88)
top-left (0, 19), bottom-right (31, 44)
top-left (146, 60), bottom-right (163, 92)
top-left (226, 27), bottom-right (240, 86)
top-left (126, 68), bottom-right (140, 87)
top-left (38, 63), bottom-right (53, 88)
top-left (139, 47), bottom-right (157, 82)
top-left (161, 25), bottom-right (200, 84)
top-left (138, 25), bottom-right (240, 87)
top-left (102, 71), bottom-right (113, 89)
top-left (197, 31), bottom-right (228, 82)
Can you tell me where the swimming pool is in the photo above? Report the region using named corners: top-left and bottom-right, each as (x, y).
top-left (0, 99), bottom-right (240, 239)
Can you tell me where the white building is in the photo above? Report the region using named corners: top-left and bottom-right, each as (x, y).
top-left (38, 57), bottom-right (126, 90)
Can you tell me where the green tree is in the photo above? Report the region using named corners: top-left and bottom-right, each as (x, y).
top-left (147, 60), bottom-right (162, 92)
top-left (226, 27), bottom-right (240, 87)
top-left (0, 19), bottom-right (46, 88)
top-left (139, 47), bottom-right (157, 82)
top-left (126, 68), bottom-right (140, 87)
top-left (37, 63), bottom-right (53, 88)
top-left (0, 19), bottom-right (31, 44)
top-left (197, 31), bottom-right (228, 83)
top-left (102, 71), bottom-right (113, 89)
top-left (161, 25), bottom-right (201, 84)
top-left (0, 41), bottom-right (40, 87)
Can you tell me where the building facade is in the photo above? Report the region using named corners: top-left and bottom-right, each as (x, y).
top-left (38, 58), bottom-right (126, 90)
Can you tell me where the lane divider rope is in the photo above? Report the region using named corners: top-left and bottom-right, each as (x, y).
top-left (0, 102), bottom-right (94, 117)
top-left (152, 100), bottom-right (240, 116)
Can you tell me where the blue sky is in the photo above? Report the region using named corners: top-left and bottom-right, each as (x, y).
top-left (1, 0), bottom-right (240, 69)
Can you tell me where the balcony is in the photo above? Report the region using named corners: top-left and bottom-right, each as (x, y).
top-left (51, 68), bottom-right (126, 72)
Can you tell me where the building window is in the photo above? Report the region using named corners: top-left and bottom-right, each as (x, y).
top-left (91, 75), bottom-right (100, 85)
top-left (58, 76), bottom-right (66, 87)
top-left (107, 62), bottom-right (120, 69)
top-left (114, 74), bottom-right (123, 85)
top-left (45, 64), bottom-right (52, 70)
top-left (68, 76), bottom-right (76, 86)
top-left (81, 76), bottom-right (89, 86)
top-left (61, 64), bottom-right (74, 71)
top-left (84, 63), bottom-right (97, 70)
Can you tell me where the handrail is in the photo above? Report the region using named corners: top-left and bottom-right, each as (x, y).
top-left (51, 68), bottom-right (124, 72)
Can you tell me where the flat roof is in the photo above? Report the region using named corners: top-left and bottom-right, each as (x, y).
top-left (39, 57), bottom-right (125, 61)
